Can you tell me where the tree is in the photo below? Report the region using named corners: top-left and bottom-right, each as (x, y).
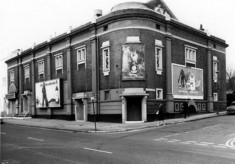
top-left (226, 67), bottom-right (235, 92)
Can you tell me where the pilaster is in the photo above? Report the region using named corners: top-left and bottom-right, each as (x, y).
top-left (207, 47), bottom-right (213, 112)
top-left (46, 46), bottom-right (51, 80)
top-left (18, 59), bottom-right (23, 114)
top-left (66, 37), bottom-right (73, 119)
top-left (90, 36), bottom-right (99, 118)
top-left (165, 34), bottom-right (174, 113)
top-left (142, 96), bottom-right (147, 122)
top-left (31, 53), bottom-right (36, 117)
top-left (121, 96), bottom-right (126, 123)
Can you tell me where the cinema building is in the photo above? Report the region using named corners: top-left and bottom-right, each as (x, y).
top-left (5, 0), bottom-right (228, 122)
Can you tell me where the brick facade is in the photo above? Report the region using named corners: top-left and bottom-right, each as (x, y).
top-left (5, 1), bottom-right (228, 122)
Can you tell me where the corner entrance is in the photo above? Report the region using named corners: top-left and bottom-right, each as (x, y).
top-left (127, 97), bottom-right (142, 121)
top-left (120, 88), bottom-right (149, 123)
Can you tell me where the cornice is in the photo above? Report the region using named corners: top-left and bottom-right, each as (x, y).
top-left (5, 8), bottom-right (228, 64)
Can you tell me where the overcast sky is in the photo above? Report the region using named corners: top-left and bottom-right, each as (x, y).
top-left (0, 0), bottom-right (234, 75)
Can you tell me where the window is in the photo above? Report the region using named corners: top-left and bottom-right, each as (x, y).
top-left (213, 56), bottom-right (218, 82)
top-left (213, 43), bottom-right (216, 49)
top-left (155, 39), bottom-right (163, 75)
top-left (185, 46), bottom-right (197, 67)
top-left (156, 88), bottom-right (163, 99)
top-left (24, 65), bottom-right (30, 82)
top-left (101, 41), bottom-right (110, 76)
top-left (156, 24), bottom-right (160, 30)
top-left (38, 60), bottom-right (44, 78)
top-left (55, 54), bottom-right (63, 74)
top-left (103, 25), bottom-right (108, 31)
top-left (155, 47), bottom-right (163, 74)
top-left (213, 93), bottom-right (218, 102)
top-left (9, 70), bottom-right (14, 83)
top-left (103, 48), bottom-right (110, 74)
top-left (76, 46), bottom-right (86, 70)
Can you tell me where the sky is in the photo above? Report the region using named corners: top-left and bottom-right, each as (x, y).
top-left (0, 0), bottom-right (234, 106)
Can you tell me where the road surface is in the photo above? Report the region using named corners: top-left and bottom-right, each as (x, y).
top-left (1, 115), bottom-right (235, 164)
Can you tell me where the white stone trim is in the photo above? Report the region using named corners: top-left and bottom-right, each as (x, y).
top-left (126, 36), bottom-right (141, 43)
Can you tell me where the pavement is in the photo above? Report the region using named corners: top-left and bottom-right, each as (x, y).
top-left (1, 111), bottom-right (227, 133)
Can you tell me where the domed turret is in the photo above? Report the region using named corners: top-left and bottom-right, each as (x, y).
top-left (111, 2), bottom-right (150, 12)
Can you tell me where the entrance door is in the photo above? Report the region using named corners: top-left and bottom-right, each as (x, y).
top-left (127, 97), bottom-right (142, 121)
top-left (75, 100), bottom-right (84, 121)
top-left (23, 97), bottom-right (28, 114)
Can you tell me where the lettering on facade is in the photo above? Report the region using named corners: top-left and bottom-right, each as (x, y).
top-left (5, 93), bottom-right (16, 100)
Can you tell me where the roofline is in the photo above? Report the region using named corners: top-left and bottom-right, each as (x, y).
top-left (5, 22), bottom-right (94, 63)
top-left (5, 8), bottom-right (228, 63)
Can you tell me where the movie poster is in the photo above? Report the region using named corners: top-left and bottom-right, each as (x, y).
top-left (35, 79), bottom-right (61, 108)
top-left (172, 64), bottom-right (203, 99)
top-left (122, 44), bottom-right (145, 80)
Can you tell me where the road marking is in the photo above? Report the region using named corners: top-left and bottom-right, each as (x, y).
top-left (200, 142), bottom-right (214, 145)
top-left (166, 139), bottom-right (181, 143)
top-left (153, 138), bottom-right (168, 141)
top-left (226, 138), bottom-right (235, 149)
top-left (161, 133), bottom-right (180, 138)
top-left (83, 147), bottom-right (112, 154)
top-left (194, 143), bottom-right (208, 146)
top-left (27, 137), bottom-right (44, 142)
top-left (181, 142), bottom-right (192, 144)
top-left (185, 141), bottom-right (197, 143)
top-left (167, 140), bottom-right (177, 143)
top-left (153, 138), bottom-right (235, 150)
top-left (0, 132), bottom-right (6, 135)
top-left (213, 145), bottom-right (228, 149)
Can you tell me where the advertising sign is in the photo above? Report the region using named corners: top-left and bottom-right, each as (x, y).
top-left (5, 93), bottom-right (16, 100)
top-left (122, 44), bottom-right (145, 80)
top-left (35, 79), bottom-right (61, 108)
top-left (172, 64), bottom-right (203, 99)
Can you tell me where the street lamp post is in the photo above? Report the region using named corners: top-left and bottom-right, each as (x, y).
top-left (91, 96), bottom-right (97, 131)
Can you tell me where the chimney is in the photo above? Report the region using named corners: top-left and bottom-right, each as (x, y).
top-left (200, 24), bottom-right (205, 31)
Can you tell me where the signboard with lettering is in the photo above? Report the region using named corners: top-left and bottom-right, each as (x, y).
top-left (35, 79), bottom-right (62, 108)
top-left (5, 93), bottom-right (16, 99)
top-left (172, 64), bottom-right (203, 99)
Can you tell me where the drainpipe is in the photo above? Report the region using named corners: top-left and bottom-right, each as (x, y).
top-left (91, 9), bottom-right (102, 121)
top-left (96, 36), bottom-right (100, 120)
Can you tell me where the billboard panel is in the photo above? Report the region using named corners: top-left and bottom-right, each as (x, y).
top-left (172, 64), bottom-right (203, 99)
top-left (122, 44), bottom-right (145, 80)
top-left (35, 79), bottom-right (61, 108)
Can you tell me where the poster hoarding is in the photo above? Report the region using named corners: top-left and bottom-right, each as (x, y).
top-left (172, 64), bottom-right (203, 99)
top-left (35, 78), bottom-right (61, 108)
top-left (122, 44), bottom-right (145, 80)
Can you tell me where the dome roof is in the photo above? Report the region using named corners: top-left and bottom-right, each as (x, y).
top-left (111, 2), bottom-right (150, 12)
